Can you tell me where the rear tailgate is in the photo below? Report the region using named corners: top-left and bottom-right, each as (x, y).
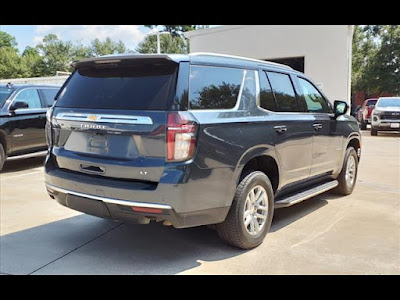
top-left (51, 57), bottom-right (178, 183)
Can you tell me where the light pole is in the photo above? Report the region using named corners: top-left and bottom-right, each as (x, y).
top-left (147, 30), bottom-right (171, 54)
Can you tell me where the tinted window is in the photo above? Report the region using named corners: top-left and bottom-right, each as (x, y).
top-left (56, 64), bottom-right (177, 110)
top-left (267, 72), bottom-right (299, 112)
top-left (40, 89), bottom-right (59, 107)
top-left (366, 99), bottom-right (377, 106)
top-left (15, 88), bottom-right (42, 109)
top-left (259, 71), bottom-right (276, 111)
top-left (298, 77), bottom-right (329, 113)
top-left (189, 65), bottom-right (243, 110)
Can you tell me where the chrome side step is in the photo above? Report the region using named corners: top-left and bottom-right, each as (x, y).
top-left (6, 150), bottom-right (47, 161)
top-left (275, 180), bottom-right (338, 209)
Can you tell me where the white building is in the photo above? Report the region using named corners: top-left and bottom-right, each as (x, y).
top-left (185, 25), bottom-right (354, 104)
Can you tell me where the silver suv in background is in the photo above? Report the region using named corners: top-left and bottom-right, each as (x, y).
top-left (371, 97), bottom-right (400, 136)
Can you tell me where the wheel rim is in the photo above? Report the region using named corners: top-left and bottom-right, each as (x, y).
top-left (243, 185), bottom-right (268, 236)
top-left (345, 155), bottom-right (356, 188)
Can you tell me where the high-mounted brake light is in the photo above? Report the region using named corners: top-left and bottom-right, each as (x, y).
top-left (167, 112), bottom-right (198, 162)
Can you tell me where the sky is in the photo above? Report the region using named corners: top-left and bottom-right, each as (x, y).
top-left (0, 25), bottom-right (219, 53)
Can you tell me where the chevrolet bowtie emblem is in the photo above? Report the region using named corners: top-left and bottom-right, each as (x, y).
top-left (88, 115), bottom-right (98, 121)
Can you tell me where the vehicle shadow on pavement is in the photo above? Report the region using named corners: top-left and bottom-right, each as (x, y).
top-left (1, 156), bottom-right (46, 174)
top-left (271, 195), bottom-right (329, 232)
top-left (0, 214), bottom-right (243, 275)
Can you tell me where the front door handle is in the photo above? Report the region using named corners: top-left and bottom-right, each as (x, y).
top-left (313, 123), bottom-right (323, 130)
top-left (274, 125), bottom-right (287, 133)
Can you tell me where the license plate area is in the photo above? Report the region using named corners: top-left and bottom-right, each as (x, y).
top-left (88, 134), bottom-right (109, 154)
top-left (390, 123), bottom-right (400, 128)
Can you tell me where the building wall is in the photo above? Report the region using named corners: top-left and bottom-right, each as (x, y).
top-left (186, 25), bottom-right (353, 104)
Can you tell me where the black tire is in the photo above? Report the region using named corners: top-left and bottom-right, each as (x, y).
top-left (0, 143), bottom-right (5, 172)
top-left (360, 119), bottom-right (367, 130)
top-left (371, 128), bottom-right (378, 136)
top-left (334, 147), bottom-right (358, 195)
top-left (216, 171), bottom-right (274, 249)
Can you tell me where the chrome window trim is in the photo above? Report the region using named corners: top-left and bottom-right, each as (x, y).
top-left (46, 183), bottom-right (173, 210)
top-left (14, 108), bottom-right (46, 115)
top-left (54, 113), bottom-right (153, 125)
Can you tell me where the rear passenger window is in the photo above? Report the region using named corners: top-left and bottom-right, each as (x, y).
top-left (189, 65), bottom-right (243, 110)
top-left (259, 71), bottom-right (277, 111)
top-left (266, 72), bottom-right (299, 112)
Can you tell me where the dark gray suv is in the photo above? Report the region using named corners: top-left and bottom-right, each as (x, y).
top-left (45, 53), bottom-right (361, 249)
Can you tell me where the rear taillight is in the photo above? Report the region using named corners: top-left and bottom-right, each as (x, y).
top-left (167, 112), bottom-right (198, 162)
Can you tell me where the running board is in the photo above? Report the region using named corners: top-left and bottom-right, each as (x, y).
top-left (6, 150), bottom-right (47, 161)
top-left (275, 180), bottom-right (338, 209)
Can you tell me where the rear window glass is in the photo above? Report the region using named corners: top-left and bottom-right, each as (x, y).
top-left (55, 64), bottom-right (177, 110)
top-left (189, 65), bottom-right (243, 110)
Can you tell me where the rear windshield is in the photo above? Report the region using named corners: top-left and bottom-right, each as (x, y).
top-left (55, 64), bottom-right (177, 110)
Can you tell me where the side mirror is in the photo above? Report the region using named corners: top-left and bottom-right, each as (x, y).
top-left (333, 100), bottom-right (348, 117)
top-left (10, 100), bottom-right (29, 111)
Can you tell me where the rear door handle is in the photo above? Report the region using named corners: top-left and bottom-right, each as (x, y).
top-left (313, 123), bottom-right (323, 130)
top-left (274, 125), bottom-right (287, 133)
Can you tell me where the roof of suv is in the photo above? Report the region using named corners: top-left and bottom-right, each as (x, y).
top-left (0, 84), bottom-right (61, 89)
top-left (72, 52), bottom-right (296, 73)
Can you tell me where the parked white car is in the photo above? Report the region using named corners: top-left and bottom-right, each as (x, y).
top-left (371, 97), bottom-right (400, 136)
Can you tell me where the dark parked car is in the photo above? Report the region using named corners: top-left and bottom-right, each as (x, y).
top-left (0, 84), bottom-right (60, 171)
top-left (44, 53), bottom-right (361, 249)
top-left (371, 97), bottom-right (400, 135)
top-left (357, 98), bottom-right (378, 130)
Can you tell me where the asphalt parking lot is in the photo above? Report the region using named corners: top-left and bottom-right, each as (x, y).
top-left (1, 131), bottom-right (399, 275)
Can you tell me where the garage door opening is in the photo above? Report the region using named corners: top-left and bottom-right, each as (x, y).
top-left (265, 57), bottom-right (305, 73)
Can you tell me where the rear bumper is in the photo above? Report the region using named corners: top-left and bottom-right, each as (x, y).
top-left (44, 153), bottom-right (233, 228)
top-left (46, 183), bottom-right (229, 228)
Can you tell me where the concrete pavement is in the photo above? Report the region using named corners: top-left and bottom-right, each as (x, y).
top-left (1, 131), bottom-right (399, 274)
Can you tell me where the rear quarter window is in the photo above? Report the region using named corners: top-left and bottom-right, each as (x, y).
top-left (189, 65), bottom-right (243, 110)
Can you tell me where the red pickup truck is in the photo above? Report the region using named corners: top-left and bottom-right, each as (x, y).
top-left (357, 98), bottom-right (378, 130)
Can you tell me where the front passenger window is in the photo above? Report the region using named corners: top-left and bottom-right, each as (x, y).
top-left (298, 78), bottom-right (329, 113)
top-left (15, 89), bottom-right (42, 109)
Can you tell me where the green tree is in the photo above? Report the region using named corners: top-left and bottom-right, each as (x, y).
top-left (89, 38), bottom-right (127, 57)
top-left (0, 47), bottom-right (26, 79)
top-left (144, 25), bottom-right (209, 37)
top-left (143, 25), bottom-right (210, 53)
top-left (21, 46), bottom-right (45, 77)
top-left (36, 34), bottom-right (74, 76)
top-left (136, 34), bottom-right (186, 54)
top-left (0, 31), bottom-right (18, 51)
top-left (352, 25), bottom-right (400, 95)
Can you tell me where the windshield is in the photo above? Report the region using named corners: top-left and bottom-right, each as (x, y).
top-left (377, 98), bottom-right (400, 108)
top-left (367, 100), bottom-right (377, 106)
top-left (0, 87), bottom-right (15, 108)
top-left (56, 64), bottom-right (178, 110)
